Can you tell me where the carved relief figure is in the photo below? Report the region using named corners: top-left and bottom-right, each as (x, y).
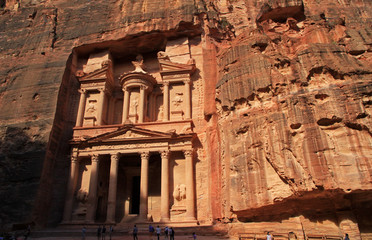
top-left (157, 106), bottom-right (164, 120)
top-left (173, 184), bottom-right (186, 206)
top-left (130, 98), bottom-right (139, 115)
top-left (86, 100), bottom-right (97, 115)
top-left (172, 93), bottom-right (183, 109)
top-left (73, 188), bottom-right (88, 218)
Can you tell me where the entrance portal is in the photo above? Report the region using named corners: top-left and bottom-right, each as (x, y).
top-left (130, 176), bottom-right (140, 214)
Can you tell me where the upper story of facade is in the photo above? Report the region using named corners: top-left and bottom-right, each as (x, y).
top-left (72, 37), bottom-right (198, 141)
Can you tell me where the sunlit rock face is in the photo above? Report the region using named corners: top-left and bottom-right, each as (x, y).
top-left (0, 0), bottom-right (371, 238)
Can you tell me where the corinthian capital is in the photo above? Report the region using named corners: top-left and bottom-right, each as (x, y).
top-left (91, 154), bottom-right (100, 162)
top-left (111, 152), bottom-right (120, 161)
top-left (183, 149), bottom-right (193, 158)
top-left (71, 155), bottom-right (78, 163)
top-left (161, 150), bottom-right (170, 159)
top-left (140, 152), bottom-right (150, 160)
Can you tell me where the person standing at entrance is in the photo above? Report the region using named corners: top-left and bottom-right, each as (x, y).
top-left (164, 226), bottom-right (169, 239)
top-left (81, 226), bottom-right (86, 240)
top-left (266, 232), bottom-right (272, 240)
top-left (169, 227), bottom-right (175, 240)
top-left (109, 225), bottom-right (114, 240)
top-left (156, 226), bottom-right (161, 240)
top-left (97, 225), bottom-right (102, 240)
top-left (133, 225), bottom-right (138, 240)
top-left (102, 225), bottom-right (106, 240)
top-left (149, 224), bottom-right (155, 240)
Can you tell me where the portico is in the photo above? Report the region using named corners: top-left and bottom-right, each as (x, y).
top-left (63, 125), bottom-right (196, 224)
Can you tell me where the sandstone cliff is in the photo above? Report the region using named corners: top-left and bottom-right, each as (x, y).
top-left (0, 0), bottom-right (371, 238)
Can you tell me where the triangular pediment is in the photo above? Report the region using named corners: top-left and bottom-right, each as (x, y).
top-left (159, 59), bottom-right (195, 74)
top-left (78, 64), bottom-right (114, 87)
top-left (84, 125), bottom-right (175, 144)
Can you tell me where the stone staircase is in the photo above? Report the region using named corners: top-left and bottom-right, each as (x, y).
top-left (30, 224), bottom-right (228, 239)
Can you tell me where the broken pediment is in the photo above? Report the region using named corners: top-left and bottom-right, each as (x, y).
top-left (157, 51), bottom-right (196, 76)
top-left (77, 60), bottom-right (114, 88)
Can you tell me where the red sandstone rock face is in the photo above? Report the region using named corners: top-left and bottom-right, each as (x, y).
top-left (0, 0), bottom-right (371, 238)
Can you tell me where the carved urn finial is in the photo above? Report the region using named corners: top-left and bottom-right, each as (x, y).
top-left (131, 54), bottom-right (146, 73)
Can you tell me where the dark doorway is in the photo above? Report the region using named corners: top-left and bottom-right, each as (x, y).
top-left (130, 176), bottom-right (140, 214)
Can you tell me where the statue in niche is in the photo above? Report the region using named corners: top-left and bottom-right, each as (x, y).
top-left (73, 188), bottom-right (88, 218)
top-left (157, 105), bottom-right (164, 120)
top-left (86, 100), bottom-right (96, 115)
top-left (130, 98), bottom-right (139, 115)
top-left (172, 93), bottom-right (183, 109)
top-left (173, 184), bottom-right (186, 206)
top-left (131, 54), bottom-right (146, 73)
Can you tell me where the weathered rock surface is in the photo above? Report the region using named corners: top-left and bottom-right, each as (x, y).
top-left (0, 0), bottom-right (371, 239)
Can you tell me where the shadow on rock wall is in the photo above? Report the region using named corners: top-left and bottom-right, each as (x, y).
top-left (0, 126), bottom-right (46, 231)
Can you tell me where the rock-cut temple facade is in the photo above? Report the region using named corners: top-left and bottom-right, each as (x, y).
top-left (62, 42), bottom-right (202, 225)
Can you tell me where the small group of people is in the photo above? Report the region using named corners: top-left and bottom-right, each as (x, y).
top-left (81, 225), bottom-right (114, 240)
top-left (96, 225), bottom-right (114, 240)
top-left (133, 225), bottom-right (179, 240)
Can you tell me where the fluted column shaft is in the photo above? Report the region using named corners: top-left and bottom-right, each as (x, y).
top-left (62, 154), bottom-right (79, 222)
top-left (184, 150), bottom-right (196, 220)
top-left (86, 154), bottom-right (100, 222)
top-left (163, 82), bottom-right (169, 121)
top-left (139, 152), bottom-right (150, 220)
top-left (97, 89), bottom-right (106, 125)
top-left (160, 151), bottom-right (170, 221)
top-left (184, 80), bottom-right (191, 119)
top-left (122, 87), bottom-right (130, 124)
top-left (106, 153), bottom-right (120, 223)
top-left (139, 86), bottom-right (146, 123)
top-left (76, 89), bottom-right (87, 127)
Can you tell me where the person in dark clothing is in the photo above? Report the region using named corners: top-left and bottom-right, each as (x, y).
top-left (109, 225), bottom-right (114, 240)
top-left (133, 225), bottom-right (138, 240)
top-left (170, 227), bottom-right (175, 240)
top-left (164, 226), bottom-right (169, 239)
top-left (344, 233), bottom-right (350, 240)
top-left (97, 225), bottom-right (102, 240)
top-left (149, 224), bottom-right (155, 240)
top-left (102, 225), bottom-right (106, 240)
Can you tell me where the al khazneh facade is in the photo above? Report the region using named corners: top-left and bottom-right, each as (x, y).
top-left (62, 41), bottom-right (201, 225)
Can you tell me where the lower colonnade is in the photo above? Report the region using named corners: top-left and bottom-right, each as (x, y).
top-left (62, 148), bottom-right (196, 224)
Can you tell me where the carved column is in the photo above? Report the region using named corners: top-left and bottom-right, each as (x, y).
top-left (76, 89), bottom-right (87, 127)
top-left (122, 87), bottom-right (130, 124)
top-left (184, 80), bottom-right (192, 119)
top-left (139, 152), bottom-right (149, 220)
top-left (163, 82), bottom-right (169, 121)
top-left (86, 154), bottom-right (100, 222)
top-left (97, 89), bottom-right (106, 125)
top-left (184, 149), bottom-right (196, 220)
top-left (139, 86), bottom-right (146, 123)
top-left (106, 153), bottom-right (120, 223)
top-left (160, 150), bottom-right (170, 221)
top-left (62, 152), bottom-right (79, 222)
